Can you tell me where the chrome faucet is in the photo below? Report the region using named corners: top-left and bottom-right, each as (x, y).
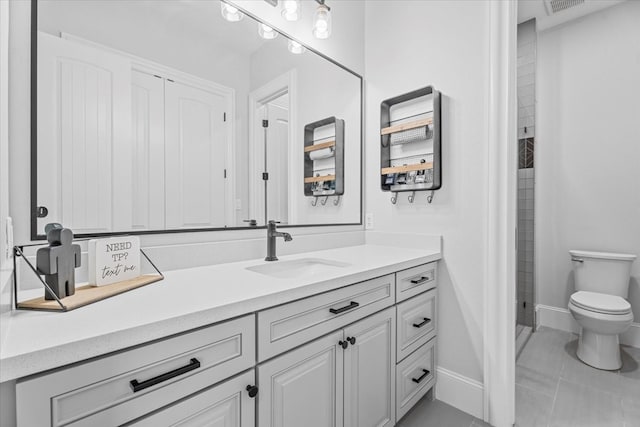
top-left (265, 220), bottom-right (292, 261)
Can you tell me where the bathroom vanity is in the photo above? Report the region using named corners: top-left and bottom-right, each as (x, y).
top-left (3, 245), bottom-right (440, 426)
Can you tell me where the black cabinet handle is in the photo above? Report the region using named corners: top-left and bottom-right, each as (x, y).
top-left (339, 340), bottom-right (349, 349)
top-left (411, 369), bottom-right (430, 384)
top-left (330, 301), bottom-right (359, 314)
top-left (130, 358), bottom-right (200, 393)
top-left (410, 276), bottom-right (430, 285)
top-left (413, 317), bottom-right (432, 328)
top-left (246, 385), bottom-right (259, 398)
top-left (347, 336), bottom-right (356, 345)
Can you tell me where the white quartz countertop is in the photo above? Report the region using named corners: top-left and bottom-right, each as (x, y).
top-left (0, 244), bottom-right (440, 382)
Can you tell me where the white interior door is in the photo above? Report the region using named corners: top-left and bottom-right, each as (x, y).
top-left (131, 70), bottom-right (165, 230)
top-left (266, 98), bottom-right (289, 224)
top-left (343, 308), bottom-right (396, 427)
top-left (37, 31), bottom-right (132, 234)
top-left (164, 80), bottom-right (228, 229)
top-left (258, 330), bottom-right (344, 427)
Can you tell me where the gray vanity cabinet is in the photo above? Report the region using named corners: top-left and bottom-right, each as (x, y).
top-left (257, 307), bottom-right (396, 427)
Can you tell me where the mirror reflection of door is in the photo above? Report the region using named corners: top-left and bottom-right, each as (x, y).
top-left (262, 94), bottom-right (289, 225)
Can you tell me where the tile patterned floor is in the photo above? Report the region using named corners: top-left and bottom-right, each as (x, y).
top-left (516, 327), bottom-right (640, 427)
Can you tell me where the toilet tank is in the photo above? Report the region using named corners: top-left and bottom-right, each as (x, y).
top-left (569, 250), bottom-right (637, 298)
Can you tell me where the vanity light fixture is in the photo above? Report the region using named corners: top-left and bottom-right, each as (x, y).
top-left (287, 40), bottom-right (306, 54)
top-left (312, 1), bottom-right (332, 39)
top-left (220, 2), bottom-right (244, 22)
top-left (281, 0), bottom-right (300, 21)
top-left (258, 23), bottom-right (278, 39)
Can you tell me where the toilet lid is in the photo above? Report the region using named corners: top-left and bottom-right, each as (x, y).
top-left (570, 291), bottom-right (631, 315)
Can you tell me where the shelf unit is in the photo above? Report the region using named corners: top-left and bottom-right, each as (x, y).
top-left (304, 117), bottom-right (344, 197)
top-left (380, 86), bottom-right (441, 198)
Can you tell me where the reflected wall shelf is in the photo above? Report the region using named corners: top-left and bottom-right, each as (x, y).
top-left (304, 117), bottom-right (344, 205)
top-left (380, 86), bottom-right (441, 204)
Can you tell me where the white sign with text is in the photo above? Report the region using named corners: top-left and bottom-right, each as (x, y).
top-left (89, 236), bottom-right (141, 286)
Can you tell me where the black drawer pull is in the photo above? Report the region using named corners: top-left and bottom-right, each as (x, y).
top-left (130, 358), bottom-right (200, 393)
top-left (413, 317), bottom-right (432, 328)
top-left (412, 369), bottom-right (430, 384)
top-left (246, 385), bottom-right (259, 398)
top-left (329, 301), bottom-right (359, 314)
top-left (410, 276), bottom-right (430, 285)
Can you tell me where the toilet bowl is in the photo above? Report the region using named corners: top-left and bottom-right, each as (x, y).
top-left (568, 291), bottom-right (633, 370)
top-left (568, 250), bottom-right (636, 370)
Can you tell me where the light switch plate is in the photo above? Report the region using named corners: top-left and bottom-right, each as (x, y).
top-left (365, 213), bottom-right (374, 230)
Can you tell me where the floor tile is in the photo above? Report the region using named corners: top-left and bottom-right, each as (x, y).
top-left (515, 383), bottom-right (554, 427)
top-left (622, 397), bottom-right (640, 427)
top-left (561, 339), bottom-right (640, 398)
top-left (620, 345), bottom-right (640, 380)
top-left (517, 327), bottom-right (575, 373)
top-left (397, 397), bottom-right (474, 427)
top-left (549, 379), bottom-right (624, 427)
top-left (516, 363), bottom-right (559, 397)
top-left (471, 418), bottom-right (492, 427)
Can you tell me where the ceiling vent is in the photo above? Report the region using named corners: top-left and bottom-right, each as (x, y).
top-left (544, 0), bottom-right (585, 15)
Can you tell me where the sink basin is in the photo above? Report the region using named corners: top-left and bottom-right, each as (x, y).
top-left (246, 258), bottom-right (351, 279)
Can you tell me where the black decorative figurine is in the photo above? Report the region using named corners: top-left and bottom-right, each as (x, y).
top-left (36, 224), bottom-right (81, 300)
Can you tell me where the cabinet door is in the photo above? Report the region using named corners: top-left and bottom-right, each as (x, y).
top-left (343, 307), bottom-right (396, 427)
top-left (129, 370), bottom-right (255, 427)
top-left (165, 79), bottom-right (228, 229)
top-left (258, 330), bottom-right (344, 427)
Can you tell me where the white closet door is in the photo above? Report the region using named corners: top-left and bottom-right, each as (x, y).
top-left (131, 70), bottom-right (165, 230)
top-left (37, 31), bottom-right (132, 234)
top-left (165, 80), bottom-right (227, 229)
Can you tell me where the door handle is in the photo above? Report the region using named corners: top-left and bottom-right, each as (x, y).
top-left (411, 369), bottom-right (430, 384)
top-left (413, 317), bottom-right (432, 328)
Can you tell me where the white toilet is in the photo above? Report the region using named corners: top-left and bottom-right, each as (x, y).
top-left (568, 250), bottom-right (636, 370)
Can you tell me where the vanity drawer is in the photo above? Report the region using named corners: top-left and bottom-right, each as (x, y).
top-left (17, 315), bottom-right (255, 427)
top-left (396, 262), bottom-right (437, 303)
top-left (257, 274), bottom-right (395, 361)
top-left (397, 289), bottom-right (437, 362)
top-left (396, 338), bottom-right (436, 421)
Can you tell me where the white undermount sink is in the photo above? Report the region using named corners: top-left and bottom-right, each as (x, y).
top-left (246, 258), bottom-right (351, 279)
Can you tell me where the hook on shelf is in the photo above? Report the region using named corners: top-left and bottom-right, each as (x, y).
top-left (408, 191), bottom-right (416, 203)
top-left (426, 190), bottom-right (434, 204)
top-left (311, 197), bottom-right (319, 207)
top-left (333, 196), bottom-right (341, 206)
top-left (320, 196), bottom-right (329, 206)
top-left (390, 192), bottom-right (398, 205)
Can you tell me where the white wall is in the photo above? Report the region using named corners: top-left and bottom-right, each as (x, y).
top-left (536, 1), bottom-right (640, 317)
top-left (364, 1), bottom-right (490, 384)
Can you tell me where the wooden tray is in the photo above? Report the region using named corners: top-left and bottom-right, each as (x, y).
top-left (17, 274), bottom-right (164, 312)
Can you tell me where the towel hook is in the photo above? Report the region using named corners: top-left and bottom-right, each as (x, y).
top-left (390, 192), bottom-right (398, 205)
top-left (408, 191), bottom-right (416, 203)
top-left (311, 196), bottom-right (319, 207)
top-left (320, 196), bottom-right (329, 206)
top-left (426, 190), bottom-right (434, 204)
top-left (333, 195), bottom-right (341, 206)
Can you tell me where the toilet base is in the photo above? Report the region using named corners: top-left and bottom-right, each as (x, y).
top-left (576, 328), bottom-right (621, 370)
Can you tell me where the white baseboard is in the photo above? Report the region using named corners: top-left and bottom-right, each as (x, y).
top-left (536, 304), bottom-right (640, 348)
top-left (435, 366), bottom-right (484, 419)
